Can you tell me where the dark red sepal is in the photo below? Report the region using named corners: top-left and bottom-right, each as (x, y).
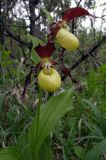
top-left (35, 40), bottom-right (55, 58)
top-left (49, 22), bottom-right (61, 38)
top-left (62, 7), bottom-right (90, 22)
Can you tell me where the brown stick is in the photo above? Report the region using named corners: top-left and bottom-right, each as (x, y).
top-left (71, 35), bottom-right (106, 70)
top-left (77, 0), bottom-right (83, 7)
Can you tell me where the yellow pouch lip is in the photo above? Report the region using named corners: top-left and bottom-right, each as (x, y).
top-left (38, 68), bottom-right (61, 92)
top-left (56, 28), bottom-right (79, 51)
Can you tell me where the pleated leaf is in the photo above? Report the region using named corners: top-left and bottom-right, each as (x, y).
top-left (0, 147), bottom-right (23, 160)
top-left (31, 49), bottom-right (41, 64)
top-left (29, 90), bottom-right (73, 158)
top-left (36, 139), bottom-right (54, 160)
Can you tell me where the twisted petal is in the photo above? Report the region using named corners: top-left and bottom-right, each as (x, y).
top-left (62, 7), bottom-right (91, 22)
top-left (35, 40), bottom-right (55, 58)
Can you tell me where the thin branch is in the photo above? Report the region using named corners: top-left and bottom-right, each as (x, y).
top-left (77, 0), bottom-right (83, 7)
top-left (88, 53), bottom-right (100, 68)
top-left (5, 29), bottom-right (31, 48)
top-left (71, 35), bottom-right (106, 70)
top-left (71, 19), bottom-right (75, 34)
top-left (71, 0), bottom-right (83, 34)
top-left (3, 24), bottom-right (30, 28)
top-left (77, 48), bottom-right (85, 56)
top-left (78, 47), bottom-right (101, 67)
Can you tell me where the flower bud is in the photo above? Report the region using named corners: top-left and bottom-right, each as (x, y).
top-left (56, 28), bottom-right (79, 51)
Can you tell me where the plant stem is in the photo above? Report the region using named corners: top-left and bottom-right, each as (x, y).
top-left (36, 87), bottom-right (42, 139)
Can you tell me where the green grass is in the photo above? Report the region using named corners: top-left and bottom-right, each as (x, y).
top-left (0, 57), bottom-right (106, 160)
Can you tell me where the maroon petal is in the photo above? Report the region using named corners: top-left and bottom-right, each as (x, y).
top-left (35, 40), bottom-right (55, 58)
top-left (62, 7), bottom-right (91, 22)
top-left (49, 22), bottom-right (61, 38)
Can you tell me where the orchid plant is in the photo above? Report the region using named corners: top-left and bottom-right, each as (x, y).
top-left (34, 7), bottom-right (91, 92)
top-left (0, 7), bottom-right (95, 160)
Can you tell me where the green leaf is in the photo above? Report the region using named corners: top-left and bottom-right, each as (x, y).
top-left (42, 9), bottom-right (53, 24)
top-left (98, 64), bottom-right (106, 78)
top-left (84, 139), bottom-right (106, 160)
top-left (82, 99), bottom-right (106, 136)
top-left (25, 34), bottom-right (43, 64)
top-left (83, 99), bottom-right (103, 122)
top-left (60, 135), bottom-right (67, 160)
top-left (17, 132), bottom-right (33, 160)
top-left (31, 49), bottom-right (41, 65)
top-left (29, 90), bottom-right (73, 158)
top-left (0, 147), bottom-right (23, 160)
top-left (36, 139), bottom-right (54, 160)
top-left (2, 50), bottom-right (11, 57)
top-left (26, 34), bottom-right (44, 48)
top-left (74, 146), bottom-right (85, 159)
top-left (0, 44), bottom-right (11, 58)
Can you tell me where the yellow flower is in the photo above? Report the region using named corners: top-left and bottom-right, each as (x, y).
top-left (56, 28), bottom-right (79, 51)
top-left (38, 63), bottom-right (61, 92)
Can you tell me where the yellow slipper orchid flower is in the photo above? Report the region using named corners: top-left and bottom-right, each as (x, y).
top-left (38, 63), bottom-right (61, 92)
top-left (56, 28), bottom-right (79, 51)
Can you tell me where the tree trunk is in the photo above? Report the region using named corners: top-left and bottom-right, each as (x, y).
top-left (0, 0), bottom-right (5, 45)
top-left (29, 0), bottom-right (39, 36)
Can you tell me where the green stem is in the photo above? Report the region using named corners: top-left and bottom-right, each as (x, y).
top-left (30, 87), bottom-right (42, 160)
top-left (36, 87), bottom-right (42, 139)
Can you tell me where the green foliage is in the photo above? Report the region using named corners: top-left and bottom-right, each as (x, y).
top-left (84, 139), bottom-right (106, 160)
top-left (0, 95), bottom-right (4, 114)
top-left (98, 64), bottom-right (106, 80)
top-left (82, 99), bottom-right (106, 136)
top-left (36, 139), bottom-right (54, 160)
top-left (25, 34), bottom-right (44, 47)
top-left (0, 45), bottom-right (18, 67)
top-left (42, 9), bottom-right (53, 24)
top-left (0, 1), bottom-right (106, 159)
top-left (0, 147), bottom-right (23, 160)
top-left (74, 145), bottom-right (85, 159)
top-left (0, 90), bottom-right (73, 160)
top-left (29, 90), bottom-right (73, 158)
top-left (31, 49), bottom-right (41, 65)
top-left (25, 34), bottom-right (44, 64)
top-left (0, 56), bottom-right (106, 159)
